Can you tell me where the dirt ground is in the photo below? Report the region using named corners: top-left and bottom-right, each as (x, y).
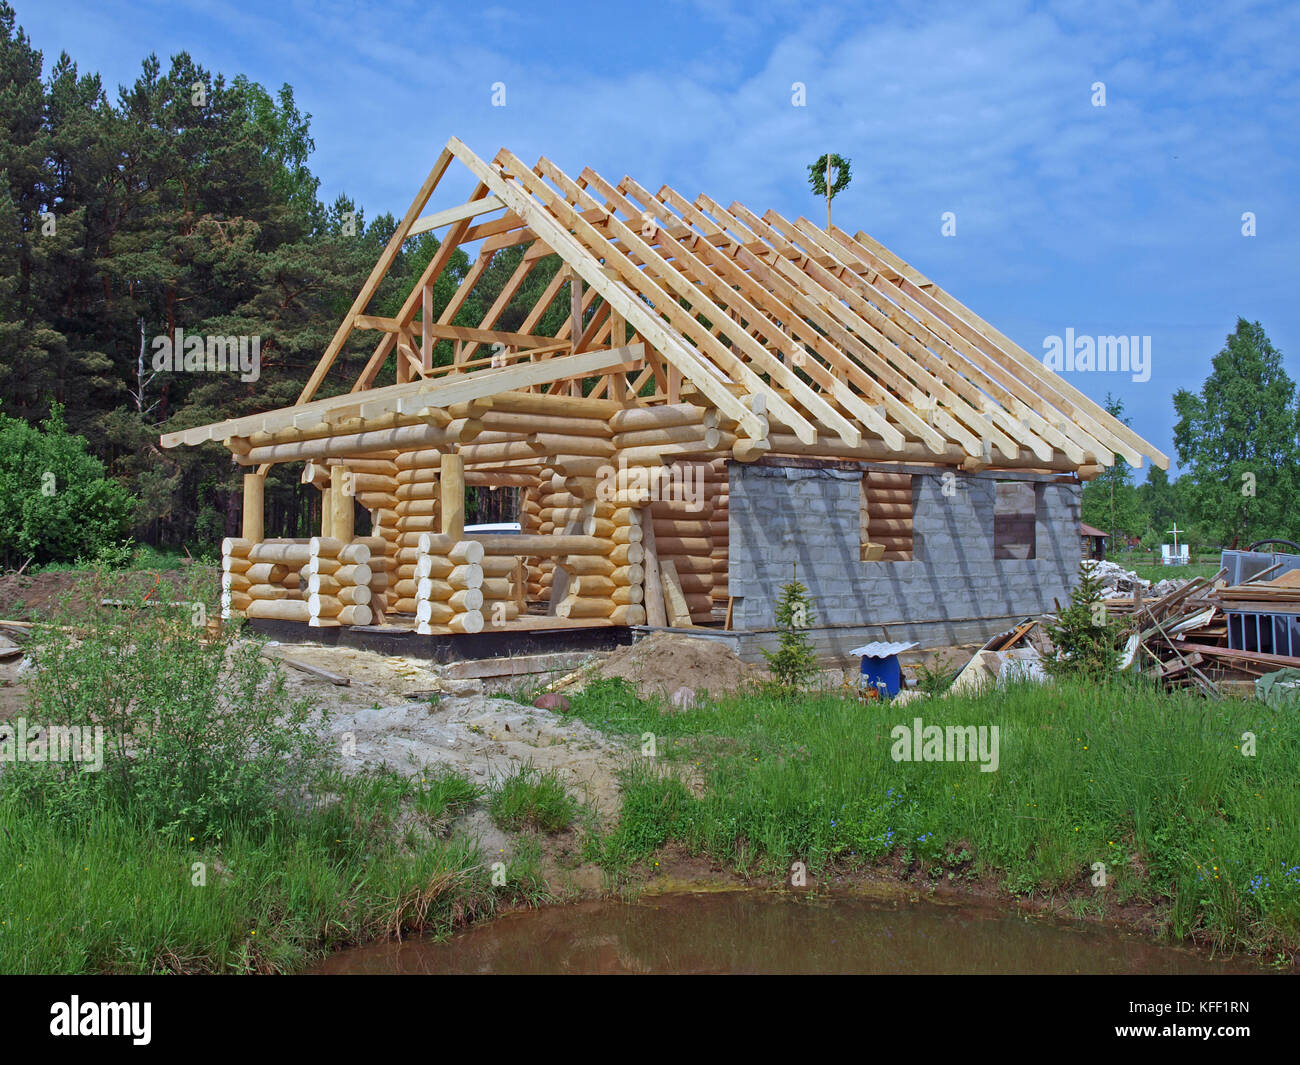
top-left (0, 568), bottom-right (213, 623)
top-left (263, 642), bottom-right (633, 824)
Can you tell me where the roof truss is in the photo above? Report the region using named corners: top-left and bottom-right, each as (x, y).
top-left (165, 137), bottom-right (1168, 474)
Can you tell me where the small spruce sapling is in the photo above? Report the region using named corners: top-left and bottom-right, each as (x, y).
top-left (762, 567), bottom-right (820, 691)
top-left (1044, 561), bottom-right (1126, 679)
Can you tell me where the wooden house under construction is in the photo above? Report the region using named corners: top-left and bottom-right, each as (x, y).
top-left (162, 137), bottom-right (1168, 661)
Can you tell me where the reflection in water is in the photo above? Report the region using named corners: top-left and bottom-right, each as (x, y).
top-left (312, 892), bottom-right (1265, 975)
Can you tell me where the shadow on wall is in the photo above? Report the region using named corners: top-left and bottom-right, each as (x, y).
top-left (728, 464), bottom-right (1080, 644)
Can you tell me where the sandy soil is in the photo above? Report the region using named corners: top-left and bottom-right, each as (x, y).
top-left (588, 631), bottom-right (768, 700)
top-left (259, 641), bottom-right (629, 817)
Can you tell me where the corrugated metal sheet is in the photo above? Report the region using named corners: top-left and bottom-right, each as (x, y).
top-left (848, 641), bottom-right (919, 659)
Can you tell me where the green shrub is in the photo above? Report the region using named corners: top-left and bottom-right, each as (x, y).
top-left (0, 405), bottom-right (136, 568)
top-left (1044, 561), bottom-right (1127, 680)
top-left (15, 570), bottom-right (333, 842)
top-left (914, 653), bottom-right (961, 695)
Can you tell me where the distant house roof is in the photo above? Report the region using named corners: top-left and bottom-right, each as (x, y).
top-left (1080, 523), bottom-right (1108, 538)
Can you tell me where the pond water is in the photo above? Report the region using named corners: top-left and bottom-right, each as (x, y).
top-left (312, 890), bottom-right (1266, 975)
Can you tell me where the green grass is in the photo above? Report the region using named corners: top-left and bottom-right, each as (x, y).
top-left (0, 773), bottom-right (498, 974)
top-left (413, 766), bottom-right (485, 821)
top-left (0, 575), bottom-right (527, 975)
top-left (568, 676), bottom-right (1300, 958)
top-left (490, 764), bottom-right (577, 833)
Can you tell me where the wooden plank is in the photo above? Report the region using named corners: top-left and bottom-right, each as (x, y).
top-left (640, 507), bottom-right (667, 627)
top-left (406, 195), bottom-right (505, 237)
top-left (1173, 641), bottom-right (1300, 669)
top-left (421, 283), bottom-right (433, 374)
top-left (264, 652), bottom-right (350, 686)
top-left (355, 318), bottom-right (560, 350)
top-left (659, 558), bottom-right (692, 628)
top-left (1158, 651), bottom-right (1203, 677)
top-left (443, 651), bottom-right (595, 680)
top-left (297, 148), bottom-right (454, 406)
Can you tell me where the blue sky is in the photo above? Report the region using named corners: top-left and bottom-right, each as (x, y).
top-left (15, 0), bottom-right (1300, 475)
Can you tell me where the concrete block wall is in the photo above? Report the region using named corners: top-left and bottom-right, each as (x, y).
top-left (727, 463), bottom-right (1081, 664)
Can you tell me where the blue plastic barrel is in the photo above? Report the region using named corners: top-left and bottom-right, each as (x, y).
top-left (860, 654), bottom-right (902, 697)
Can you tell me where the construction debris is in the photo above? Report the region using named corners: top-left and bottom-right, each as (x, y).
top-left (1084, 559), bottom-right (1189, 600)
top-left (947, 618), bottom-right (1048, 694)
top-left (1118, 555), bottom-right (1300, 695)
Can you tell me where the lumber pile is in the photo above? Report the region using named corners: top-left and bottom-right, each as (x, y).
top-left (1120, 567), bottom-right (1300, 693)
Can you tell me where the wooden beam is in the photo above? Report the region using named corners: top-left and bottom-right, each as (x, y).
top-left (242, 474), bottom-right (264, 542)
top-left (421, 283), bottom-right (433, 374)
top-left (354, 317), bottom-right (561, 350)
top-left (406, 195), bottom-right (505, 237)
top-left (297, 147), bottom-right (454, 406)
top-left (163, 346), bottom-right (645, 451)
top-left (659, 559), bottom-right (692, 627)
top-left (441, 453), bottom-right (464, 540)
top-left (329, 466), bottom-right (355, 542)
top-left (640, 509), bottom-right (667, 627)
top-left (445, 138), bottom-right (765, 442)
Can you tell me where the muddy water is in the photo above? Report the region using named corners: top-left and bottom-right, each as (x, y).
top-left (312, 891), bottom-right (1265, 975)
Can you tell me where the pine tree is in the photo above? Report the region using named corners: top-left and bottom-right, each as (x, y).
top-left (762, 568), bottom-right (820, 692)
top-left (1044, 561), bottom-right (1126, 679)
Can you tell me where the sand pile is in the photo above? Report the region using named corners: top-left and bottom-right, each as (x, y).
top-left (587, 631), bottom-right (766, 700)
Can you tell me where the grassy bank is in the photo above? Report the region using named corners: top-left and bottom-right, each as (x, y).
top-left (0, 774), bottom-right (499, 973)
top-left (0, 573), bottom-right (542, 974)
top-left (569, 677), bottom-right (1300, 962)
